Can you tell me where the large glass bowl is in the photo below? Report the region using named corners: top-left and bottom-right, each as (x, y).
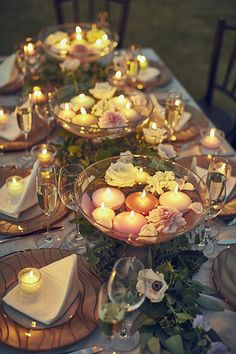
top-left (38, 23), bottom-right (118, 62)
top-left (49, 85), bottom-right (153, 140)
top-left (75, 155), bottom-right (210, 246)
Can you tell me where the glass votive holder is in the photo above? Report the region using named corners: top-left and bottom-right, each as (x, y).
top-left (6, 175), bottom-right (25, 203)
top-left (18, 268), bottom-right (41, 296)
top-left (31, 144), bottom-right (57, 165)
top-left (31, 86), bottom-right (47, 105)
top-left (0, 107), bottom-right (10, 128)
top-left (200, 128), bottom-right (225, 154)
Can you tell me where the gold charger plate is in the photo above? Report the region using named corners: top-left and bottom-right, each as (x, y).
top-left (177, 155), bottom-right (236, 217)
top-left (212, 245), bottom-right (236, 309)
top-left (0, 248), bottom-right (101, 351)
top-left (0, 167), bottom-right (68, 236)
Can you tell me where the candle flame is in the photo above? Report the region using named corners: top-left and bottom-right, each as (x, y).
top-left (60, 38), bottom-right (68, 46)
top-left (76, 33), bottom-right (82, 41)
top-left (137, 54), bottom-right (147, 64)
top-left (141, 190), bottom-right (146, 198)
top-left (0, 109), bottom-right (3, 116)
top-left (12, 177), bottom-right (17, 184)
top-left (65, 103), bottom-right (70, 111)
top-left (130, 210), bottom-right (135, 218)
top-left (210, 128), bottom-right (216, 137)
top-left (80, 107), bottom-right (86, 114)
top-left (79, 93), bottom-right (85, 99)
top-left (76, 25), bottom-right (82, 33)
top-left (29, 270), bottom-right (33, 277)
top-left (118, 94), bottom-right (124, 102)
top-left (151, 122), bottom-right (157, 129)
top-left (174, 184), bottom-right (178, 193)
top-left (102, 34), bottom-right (108, 41)
top-left (95, 39), bottom-right (102, 46)
top-left (42, 148), bottom-right (48, 155)
top-left (125, 102), bottom-right (131, 110)
top-left (115, 70), bottom-right (122, 79)
top-left (101, 202), bottom-right (105, 209)
top-left (105, 188), bottom-right (111, 194)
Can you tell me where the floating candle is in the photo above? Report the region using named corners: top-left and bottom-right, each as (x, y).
top-left (125, 190), bottom-right (158, 215)
top-left (72, 107), bottom-right (98, 126)
top-left (58, 103), bottom-right (76, 121)
top-left (6, 176), bottom-right (25, 198)
top-left (137, 55), bottom-right (149, 70)
top-left (37, 148), bottom-right (53, 163)
top-left (0, 108), bottom-right (9, 125)
top-left (31, 86), bottom-right (47, 105)
top-left (159, 186), bottom-right (192, 213)
top-left (135, 167), bottom-right (149, 184)
top-left (123, 102), bottom-right (141, 122)
top-left (18, 268), bottom-right (41, 295)
top-left (111, 95), bottom-right (131, 109)
top-left (92, 187), bottom-right (125, 210)
top-left (70, 94), bottom-right (95, 110)
top-left (201, 128), bottom-right (220, 149)
top-left (115, 70), bottom-right (122, 80)
top-left (113, 210), bottom-right (147, 235)
top-left (92, 202), bottom-right (115, 228)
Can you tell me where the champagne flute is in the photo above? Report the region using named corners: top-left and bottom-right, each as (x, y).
top-left (165, 91), bottom-right (184, 141)
top-left (58, 164), bottom-right (85, 249)
top-left (36, 165), bottom-right (62, 248)
top-left (16, 94), bottom-right (33, 164)
top-left (108, 257), bottom-right (146, 352)
top-left (35, 92), bottom-right (55, 143)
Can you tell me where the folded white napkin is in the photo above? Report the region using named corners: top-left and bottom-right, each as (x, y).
top-left (3, 254), bottom-right (79, 325)
top-left (137, 67), bottom-right (160, 83)
top-left (175, 112), bottom-right (191, 131)
top-left (0, 54), bottom-right (18, 88)
top-left (0, 111), bottom-right (21, 141)
top-left (0, 160), bottom-right (39, 218)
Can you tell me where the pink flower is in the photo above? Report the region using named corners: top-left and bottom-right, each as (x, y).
top-left (59, 58), bottom-right (80, 72)
top-left (147, 206), bottom-right (186, 233)
top-left (98, 111), bottom-right (126, 128)
top-left (157, 144), bottom-right (176, 159)
top-left (69, 44), bottom-right (95, 58)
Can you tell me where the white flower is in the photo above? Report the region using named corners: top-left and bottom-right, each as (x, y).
top-left (45, 31), bottom-right (68, 45)
top-left (59, 58), bottom-right (80, 72)
top-left (145, 171), bottom-right (177, 195)
top-left (89, 82), bottom-right (117, 99)
top-left (147, 206), bottom-right (186, 233)
top-left (207, 342), bottom-right (230, 354)
top-left (157, 144), bottom-right (176, 159)
top-left (143, 127), bottom-right (167, 145)
top-left (136, 269), bottom-right (168, 303)
top-left (98, 111), bottom-right (126, 128)
top-left (192, 314), bottom-right (211, 332)
top-left (119, 151), bottom-right (134, 163)
top-left (91, 99), bottom-right (116, 117)
top-left (105, 161), bottom-right (137, 187)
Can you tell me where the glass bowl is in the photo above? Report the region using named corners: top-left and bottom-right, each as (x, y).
top-left (49, 85), bottom-right (153, 140)
top-left (75, 155), bottom-right (210, 246)
top-left (38, 23), bottom-right (118, 62)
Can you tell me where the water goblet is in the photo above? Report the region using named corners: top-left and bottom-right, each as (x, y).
top-left (58, 164), bottom-right (85, 249)
top-left (36, 165), bottom-right (61, 248)
top-left (108, 257), bottom-right (146, 352)
top-left (165, 91), bottom-right (184, 141)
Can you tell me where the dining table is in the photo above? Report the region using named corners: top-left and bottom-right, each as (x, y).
top-left (0, 47), bottom-right (236, 354)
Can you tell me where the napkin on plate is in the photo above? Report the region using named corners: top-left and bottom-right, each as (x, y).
top-left (137, 67), bottom-right (160, 83)
top-left (0, 54), bottom-right (18, 88)
top-left (0, 160), bottom-right (39, 218)
top-left (3, 254), bottom-right (79, 325)
top-left (0, 110), bottom-right (21, 141)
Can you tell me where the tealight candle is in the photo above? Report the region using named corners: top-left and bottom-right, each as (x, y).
top-left (70, 94), bottom-right (95, 110)
top-left (92, 202), bottom-right (115, 228)
top-left (24, 40), bottom-right (37, 64)
top-left (58, 103), bottom-right (76, 121)
top-left (201, 128), bottom-right (220, 149)
top-left (125, 190), bottom-right (158, 215)
top-left (159, 187), bottom-right (192, 213)
top-left (137, 55), bottom-right (149, 70)
top-left (72, 107), bottom-right (98, 126)
top-left (6, 176), bottom-right (25, 198)
top-left (0, 107), bottom-right (9, 126)
top-left (111, 95), bottom-right (131, 109)
top-left (18, 268), bottom-right (41, 295)
top-left (37, 147), bottom-right (53, 163)
top-left (92, 187), bottom-right (125, 210)
top-left (113, 210), bottom-right (147, 235)
top-left (135, 167), bottom-right (149, 184)
top-left (31, 86), bottom-right (47, 105)
top-left (122, 102), bottom-right (141, 122)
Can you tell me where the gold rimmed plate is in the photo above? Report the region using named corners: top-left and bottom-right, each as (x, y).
top-left (0, 249), bottom-right (101, 351)
top-left (0, 167), bottom-right (68, 236)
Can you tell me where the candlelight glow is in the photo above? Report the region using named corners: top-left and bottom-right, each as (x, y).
top-left (76, 26), bottom-right (82, 33)
top-left (115, 70), bottom-right (122, 79)
top-left (80, 107), bottom-right (86, 114)
top-left (65, 103), bottom-right (70, 111)
top-left (125, 102), bottom-right (131, 110)
top-left (96, 39), bottom-right (102, 46)
top-left (141, 190), bottom-right (146, 199)
top-left (118, 95), bottom-right (124, 102)
top-left (79, 93), bottom-right (85, 99)
top-left (151, 122), bottom-right (157, 129)
top-left (76, 33), bottom-right (82, 41)
top-left (137, 54), bottom-right (147, 63)
top-left (101, 202), bottom-right (105, 209)
top-left (174, 185), bottom-right (179, 194)
top-left (106, 188), bottom-right (111, 195)
top-left (0, 110), bottom-right (3, 116)
top-left (130, 210), bottom-right (135, 218)
top-left (102, 34), bottom-right (108, 41)
top-left (12, 177), bottom-right (17, 184)
top-left (210, 128), bottom-right (216, 137)
top-left (42, 148), bottom-right (48, 155)
top-left (60, 38), bottom-right (68, 46)
top-left (29, 271), bottom-right (33, 278)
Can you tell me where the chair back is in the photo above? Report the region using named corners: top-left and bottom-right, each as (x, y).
top-left (53, 0), bottom-right (131, 48)
top-left (205, 19), bottom-right (236, 106)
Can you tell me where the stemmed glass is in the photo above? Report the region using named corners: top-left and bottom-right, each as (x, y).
top-left (58, 164), bottom-right (85, 249)
top-left (35, 92), bottom-right (55, 143)
top-left (16, 93), bottom-right (33, 165)
top-left (36, 165), bottom-right (61, 248)
top-left (165, 91), bottom-right (184, 141)
top-left (108, 257), bottom-right (146, 352)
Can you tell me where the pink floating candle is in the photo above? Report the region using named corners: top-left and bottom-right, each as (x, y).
top-left (113, 210), bottom-right (147, 235)
top-left (201, 128), bottom-right (220, 149)
top-left (92, 187), bottom-right (125, 210)
top-left (125, 190), bottom-right (158, 215)
top-left (159, 187), bottom-right (192, 213)
top-left (92, 202), bottom-right (115, 229)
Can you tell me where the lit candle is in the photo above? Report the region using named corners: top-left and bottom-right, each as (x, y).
top-left (0, 108), bottom-right (9, 126)
top-left (6, 176), bottom-right (25, 198)
top-left (70, 93), bottom-right (95, 110)
top-left (18, 268), bottom-right (41, 295)
top-left (111, 95), bottom-right (131, 109)
top-left (125, 190), bottom-right (158, 215)
top-left (37, 148), bottom-right (53, 164)
top-left (115, 70), bottom-right (122, 80)
top-left (92, 202), bottom-right (115, 228)
top-left (201, 128), bottom-right (220, 149)
top-left (31, 86), bottom-right (47, 105)
top-left (135, 167), bottom-right (149, 184)
top-left (58, 103), bottom-right (76, 121)
top-left (92, 187), bottom-right (125, 210)
top-left (113, 210), bottom-right (147, 235)
top-left (159, 186), bottom-right (192, 213)
top-left (122, 102), bottom-right (141, 122)
top-left (72, 107), bottom-right (98, 126)
top-left (24, 41), bottom-right (37, 64)
top-left (137, 55), bottom-right (149, 70)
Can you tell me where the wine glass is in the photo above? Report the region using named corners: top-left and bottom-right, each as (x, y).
top-left (108, 257), bottom-right (146, 352)
top-left (35, 92), bottom-right (55, 143)
top-left (165, 91), bottom-right (184, 141)
top-left (16, 93), bottom-right (33, 165)
top-left (58, 164), bottom-right (85, 249)
top-left (98, 283), bottom-right (126, 341)
top-left (36, 165), bottom-right (62, 248)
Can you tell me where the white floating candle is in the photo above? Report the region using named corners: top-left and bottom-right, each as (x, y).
top-left (159, 186), bottom-right (192, 213)
top-left (113, 210), bottom-right (147, 235)
top-left (135, 167), bottom-right (149, 184)
top-left (125, 190), bottom-right (158, 215)
top-left (92, 187), bottom-right (125, 210)
top-left (70, 93), bottom-right (95, 110)
top-left (58, 103), bottom-right (76, 121)
top-left (92, 202), bottom-right (115, 228)
top-left (123, 102), bottom-right (141, 122)
top-left (72, 107), bottom-right (98, 126)
top-left (111, 95), bottom-right (131, 109)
